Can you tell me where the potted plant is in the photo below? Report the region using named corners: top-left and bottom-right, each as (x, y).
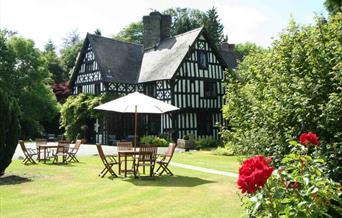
top-left (177, 134), bottom-right (194, 151)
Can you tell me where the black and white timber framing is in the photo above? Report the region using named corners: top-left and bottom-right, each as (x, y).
top-left (69, 12), bottom-right (239, 144)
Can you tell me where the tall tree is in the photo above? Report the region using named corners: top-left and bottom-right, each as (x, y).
top-left (0, 30), bottom-right (15, 93)
top-left (203, 7), bottom-right (227, 46)
top-left (163, 8), bottom-right (206, 35)
top-left (6, 35), bottom-right (59, 138)
top-left (0, 88), bottom-right (20, 175)
top-left (60, 30), bottom-right (83, 78)
top-left (0, 31), bottom-right (20, 175)
top-left (324, 0), bottom-right (342, 15)
top-left (43, 40), bottom-right (65, 83)
top-left (113, 7), bottom-right (228, 46)
top-left (112, 21), bottom-right (143, 44)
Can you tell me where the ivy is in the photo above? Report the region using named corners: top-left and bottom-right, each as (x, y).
top-left (60, 93), bottom-right (118, 140)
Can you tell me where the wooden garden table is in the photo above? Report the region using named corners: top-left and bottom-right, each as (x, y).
top-left (38, 143), bottom-right (58, 163)
top-left (118, 150), bottom-right (153, 177)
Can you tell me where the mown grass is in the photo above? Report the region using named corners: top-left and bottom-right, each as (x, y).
top-left (0, 152), bottom-right (243, 218)
top-left (173, 151), bottom-right (243, 173)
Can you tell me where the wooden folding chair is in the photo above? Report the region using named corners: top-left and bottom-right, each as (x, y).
top-left (96, 144), bottom-right (118, 178)
top-left (155, 143), bottom-right (176, 176)
top-left (67, 139), bottom-right (82, 163)
top-left (134, 144), bottom-right (158, 178)
top-left (19, 140), bottom-right (37, 165)
top-left (52, 141), bottom-right (70, 164)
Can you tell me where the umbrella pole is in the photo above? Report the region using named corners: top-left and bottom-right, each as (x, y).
top-left (134, 105), bottom-right (137, 150)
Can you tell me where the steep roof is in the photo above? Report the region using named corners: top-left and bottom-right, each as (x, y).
top-left (219, 50), bottom-right (243, 69)
top-left (87, 34), bottom-right (143, 84)
top-left (138, 27), bottom-right (203, 83)
top-left (71, 28), bottom-right (238, 85)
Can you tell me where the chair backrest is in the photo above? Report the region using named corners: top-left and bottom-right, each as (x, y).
top-left (19, 140), bottom-right (28, 153)
top-left (138, 144), bottom-right (158, 162)
top-left (73, 139), bottom-right (82, 151)
top-left (165, 143), bottom-right (176, 158)
top-left (57, 140), bottom-right (70, 154)
top-left (36, 138), bottom-right (47, 149)
top-left (117, 141), bottom-right (133, 151)
top-left (96, 144), bottom-right (109, 165)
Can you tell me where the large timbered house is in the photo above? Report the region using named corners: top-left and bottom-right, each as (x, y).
top-left (70, 12), bottom-right (238, 144)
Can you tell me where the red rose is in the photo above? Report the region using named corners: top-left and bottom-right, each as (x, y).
top-left (299, 132), bottom-right (320, 146)
top-left (237, 155), bottom-right (274, 194)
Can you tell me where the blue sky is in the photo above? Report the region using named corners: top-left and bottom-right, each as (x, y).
top-left (0, 0), bottom-right (327, 51)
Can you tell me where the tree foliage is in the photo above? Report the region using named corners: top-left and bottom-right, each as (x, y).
top-left (0, 88), bottom-right (20, 175)
top-left (60, 93), bottom-right (118, 140)
top-left (60, 30), bottom-right (83, 78)
top-left (43, 40), bottom-right (66, 83)
top-left (163, 8), bottom-right (206, 36)
top-left (221, 13), bottom-right (342, 181)
top-left (324, 0), bottom-right (342, 15)
top-left (203, 7), bottom-right (227, 46)
top-left (0, 32), bottom-right (21, 174)
top-left (113, 21), bottom-right (144, 44)
top-left (114, 7), bottom-right (227, 46)
top-left (0, 31), bottom-right (59, 138)
top-left (235, 42), bottom-right (266, 57)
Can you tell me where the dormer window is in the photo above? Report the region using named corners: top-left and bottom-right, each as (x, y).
top-left (198, 51), bottom-right (208, 70)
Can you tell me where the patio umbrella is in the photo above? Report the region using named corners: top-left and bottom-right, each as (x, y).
top-left (94, 92), bottom-right (179, 148)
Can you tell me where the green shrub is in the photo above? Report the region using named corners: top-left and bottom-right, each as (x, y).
top-left (221, 13), bottom-right (342, 181)
top-left (140, 135), bottom-right (169, 147)
top-left (194, 136), bottom-right (219, 149)
top-left (0, 89), bottom-right (21, 175)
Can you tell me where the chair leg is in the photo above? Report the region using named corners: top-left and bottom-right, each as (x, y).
top-left (164, 166), bottom-right (173, 176)
top-left (155, 164), bottom-right (162, 175)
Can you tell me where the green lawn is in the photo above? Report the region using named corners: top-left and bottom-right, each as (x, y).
top-left (173, 151), bottom-right (243, 173)
top-left (0, 152), bottom-right (243, 218)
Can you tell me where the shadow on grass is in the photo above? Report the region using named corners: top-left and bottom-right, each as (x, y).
top-left (43, 162), bottom-right (76, 167)
top-left (0, 175), bottom-right (32, 186)
top-left (124, 175), bottom-right (216, 187)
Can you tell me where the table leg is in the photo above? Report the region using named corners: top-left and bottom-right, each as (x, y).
top-left (44, 148), bottom-right (47, 163)
top-left (118, 154), bottom-right (121, 175)
top-left (124, 155), bottom-right (127, 177)
top-left (38, 147), bottom-right (41, 162)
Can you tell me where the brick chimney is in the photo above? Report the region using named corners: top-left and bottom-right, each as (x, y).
top-left (143, 11), bottom-right (171, 50)
top-left (219, 42), bottom-right (235, 52)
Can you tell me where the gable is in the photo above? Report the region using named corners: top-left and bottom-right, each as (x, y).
top-left (70, 39), bottom-right (105, 94)
top-left (138, 27), bottom-right (202, 83)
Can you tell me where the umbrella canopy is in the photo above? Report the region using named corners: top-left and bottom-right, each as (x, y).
top-left (94, 92), bottom-right (179, 113)
top-left (94, 92), bottom-right (179, 147)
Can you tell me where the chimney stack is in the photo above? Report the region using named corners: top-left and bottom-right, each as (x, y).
top-left (143, 11), bottom-right (171, 50)
top-left (219, 42), bottom-right (235, 52)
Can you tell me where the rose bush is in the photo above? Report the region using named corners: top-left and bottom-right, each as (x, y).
top-left (238, 155), bottom-right (273, 193)
top-left (238, 133), bottom-right (342, 217)
top-left (299, 132), bottom-right (320, 146)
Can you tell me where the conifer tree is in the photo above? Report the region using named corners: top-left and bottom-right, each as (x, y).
top-left (204, 7), bottom-right (227, 46)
